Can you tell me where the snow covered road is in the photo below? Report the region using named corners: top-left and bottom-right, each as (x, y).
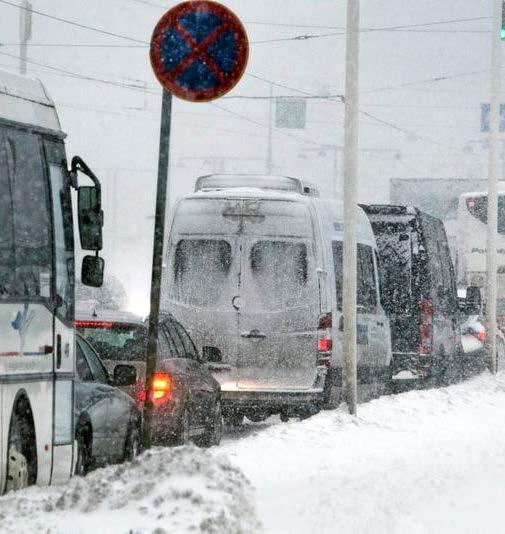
top-left (222, 372), bottom-right (505, 534)
top-left (3, 373), bottom-right (505, 533)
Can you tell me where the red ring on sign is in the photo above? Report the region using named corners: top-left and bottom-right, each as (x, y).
top-left (150, 1), bottom-right (249, 102)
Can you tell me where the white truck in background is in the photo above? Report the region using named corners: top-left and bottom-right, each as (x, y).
top-left (390, 177), bottom-right (488, 264)
top-left (0, 70), bottom-right (104, 493)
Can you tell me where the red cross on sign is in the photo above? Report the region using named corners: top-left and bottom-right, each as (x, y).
top-left (150, 1), bottom-right (249, 102)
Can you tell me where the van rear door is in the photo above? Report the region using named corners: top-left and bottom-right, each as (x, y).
top-left (237, 237), bottom-right (319, 390)
top-left (234, 199), bottom-right (319, 391)
top-left (165, 197), bottom-right (320, 393)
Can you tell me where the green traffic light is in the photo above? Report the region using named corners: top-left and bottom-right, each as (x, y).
top-left (502, 27), bottom-right (505, 40)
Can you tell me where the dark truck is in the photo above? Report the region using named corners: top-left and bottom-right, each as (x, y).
top-left (361, 205), bottom-right (469, 386)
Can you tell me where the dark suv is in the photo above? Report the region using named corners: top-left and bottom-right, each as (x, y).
top-left (362, 205), bottom-right (465, 386)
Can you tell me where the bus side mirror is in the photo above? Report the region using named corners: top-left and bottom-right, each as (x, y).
top-left (78, 186), bottom-right (103, 251)
top-left (82, 255), bottom-right (104, 287)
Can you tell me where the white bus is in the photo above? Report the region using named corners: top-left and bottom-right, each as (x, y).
top-left (0, 70), bottom-right (104, 493)
top-left (456, 185), bottom-right (505, 325)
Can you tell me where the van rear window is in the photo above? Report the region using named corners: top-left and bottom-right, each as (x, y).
top-left (169, 239), bottom-right (232, 308)
top-left (249, 241), bottom-right (308, 311)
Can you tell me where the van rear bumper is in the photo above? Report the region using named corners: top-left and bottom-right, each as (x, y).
top-left (221, 387), bottom-right (325, 412)
top-left (392, 352), bottom-right (432, 380)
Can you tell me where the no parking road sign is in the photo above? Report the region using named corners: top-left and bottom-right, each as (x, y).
top-left (150, 1), bottom-right (249, 102)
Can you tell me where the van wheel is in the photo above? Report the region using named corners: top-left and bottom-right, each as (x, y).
top-left (196, 401), bottom-right (222, 447)
top-left (323, 368), bottom-right (341, 409)
top-left (224, 413), bottom-right (243, 427)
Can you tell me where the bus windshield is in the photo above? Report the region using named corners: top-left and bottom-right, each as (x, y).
top-left (465, 194), bottom-right (505, 234)
top-left (0, 128), bottom-right (52, 298)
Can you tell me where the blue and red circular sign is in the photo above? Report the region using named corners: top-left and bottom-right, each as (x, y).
top-left (150, 1), bottom-right (249, 102)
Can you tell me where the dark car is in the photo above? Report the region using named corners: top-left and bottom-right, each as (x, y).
top-left (75, 310), bottom-right (147, 401)
top-left (76, 312), bottom-right (223, 447)
top-left (362, 205), bottom-right (468, 386)
top-left (74, 334), bottom-right (142, 475)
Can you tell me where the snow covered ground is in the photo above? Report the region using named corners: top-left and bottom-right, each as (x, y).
top-left (222, 371), bottom-right (505, 534)
top-left (3, 372), bottom-right (505, 533)
top-left (0, 446), bottom-right (260, 534)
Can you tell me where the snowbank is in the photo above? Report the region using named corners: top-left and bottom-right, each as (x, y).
top-left (0, 445), bottom-right (260, 534)
top-left (222, 372), bottom-right (505, 534)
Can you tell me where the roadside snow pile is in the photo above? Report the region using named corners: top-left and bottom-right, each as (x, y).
top-left (0, 445), bottom-right (260, 534)
top-left (222, 372), bottom-right (505, 534)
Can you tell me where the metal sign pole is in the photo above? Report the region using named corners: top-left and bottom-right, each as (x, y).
top-left (343, 0), bottom-right (360, 415)
top-left (142, 89), bottom-right (173, 448)
top-left (485, 0), bottom-right (502, 374)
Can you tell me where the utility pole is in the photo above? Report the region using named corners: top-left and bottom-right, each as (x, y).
top-left (266, 83), bottom-right (274, 174)
top-left (142, 90), bottom-right (173, 448)
top-left (342, 0), bottom-right (360, 414)
top-left (19, 0), bottom-right (32, 75)
top-left (485, 0), bottom-right (503, 374)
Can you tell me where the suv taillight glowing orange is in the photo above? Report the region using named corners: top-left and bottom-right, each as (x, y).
top-left (149, 372), bottom-right (172, 404)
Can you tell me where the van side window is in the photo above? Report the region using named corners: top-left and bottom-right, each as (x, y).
top-left (331, 242), bottom-right (377, 312)
top-left (357, 244), bottom-right (377, 313)
top-left (332, 241), bottom-right (343, 310)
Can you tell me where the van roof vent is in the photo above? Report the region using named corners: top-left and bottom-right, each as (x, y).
top-left (194, 174), bottom-right (319, 197)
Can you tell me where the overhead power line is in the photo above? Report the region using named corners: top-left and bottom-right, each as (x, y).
top-left (0, 0), bottom-right (149, 44)
top-left (0, 50), bottom-right (149, 91)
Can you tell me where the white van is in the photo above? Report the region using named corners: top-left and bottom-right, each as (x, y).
top-left (162, 175), bottom-right (392, 422)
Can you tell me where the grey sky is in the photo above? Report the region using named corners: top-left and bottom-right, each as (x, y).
top-left (0, 0), bottom-right (498, 312)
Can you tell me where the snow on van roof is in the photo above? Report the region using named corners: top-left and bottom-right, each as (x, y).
top-left (316, 199), bottom-right (377, 245)
top-left (191, 186), bottom-right (313, 202)
top-left (0, 68), bottom-right (62, 134)
top-left (195, 174), bottom-right (319, 197)
top-left (460, 183), bottom-right (505, 198)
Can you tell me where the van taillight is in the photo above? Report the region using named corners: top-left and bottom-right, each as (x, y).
top-left (419, 297), bottom-right (434, 355)
top-left (149, 372), bottom-right (172, 404)
top-left (317, 312), bottom-right (332, 365)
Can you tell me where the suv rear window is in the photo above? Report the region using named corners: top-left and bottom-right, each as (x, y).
top-left (76, 322), bottom-right (147, 361)
top-left (370, 221), bottom-right (417, 315)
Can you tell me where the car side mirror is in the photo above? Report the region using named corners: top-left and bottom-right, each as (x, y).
top-left (202, 346), bottom-right (222, 363)
top-left (81, 255), bottom-right (104, 287)
top-left (78, 185), bottom-right (103, 251)
top-left (113, 364), bottom-right (137, 387)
